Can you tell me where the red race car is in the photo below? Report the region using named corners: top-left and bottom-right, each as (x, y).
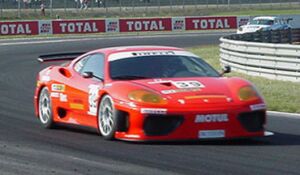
top-left (34, 46), bottom-right (273, 141)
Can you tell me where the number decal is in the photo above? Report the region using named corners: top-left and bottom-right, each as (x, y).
top-left (172, 81), bottom-right (204, 89)
top-left (88, 85), bottom-right (100, 116)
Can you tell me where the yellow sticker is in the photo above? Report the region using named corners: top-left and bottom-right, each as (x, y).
top-left (69, 103), bottom-right (84, 110)
top-left (51, 84), bottom-right (65, 92)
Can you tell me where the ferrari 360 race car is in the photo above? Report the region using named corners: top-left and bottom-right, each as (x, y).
top-left (34, 45), bottom-right (273, 141)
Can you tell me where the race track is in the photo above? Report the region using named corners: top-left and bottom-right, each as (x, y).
top-left (0, 33), bottom-right (299, 175)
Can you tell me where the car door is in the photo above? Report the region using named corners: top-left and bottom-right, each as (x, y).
top-left (68, 53), bottom-right (105, 127)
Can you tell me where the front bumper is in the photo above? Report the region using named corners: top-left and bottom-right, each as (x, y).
top-left (114, 104), bottom-right (270, 141)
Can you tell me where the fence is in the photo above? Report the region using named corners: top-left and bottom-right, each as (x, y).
top-left (220, 29), bottom-right (300, 82)
top-left (1, 0), bottom-right (300, 19)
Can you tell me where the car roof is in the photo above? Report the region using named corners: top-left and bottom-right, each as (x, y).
top-left (90, 45), bottom-right (185, 55)
top-left (253, 16), bottom-right (278, 21)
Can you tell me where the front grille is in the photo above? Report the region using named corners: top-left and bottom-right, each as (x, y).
top-left (143, 115), bottom-right (184, 136)
top-left (238, 111), bottom-right (266, 132)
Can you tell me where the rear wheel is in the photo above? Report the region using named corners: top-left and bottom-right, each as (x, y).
top-left (98, 95), bottom-right (118, 140)
top-left (38, 87), bottom-right (55, 128)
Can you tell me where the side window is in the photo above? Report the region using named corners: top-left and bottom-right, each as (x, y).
top-left (80, 54), bottom-right (105, 80)
top-left (74, 56), bottom-right (89, 73)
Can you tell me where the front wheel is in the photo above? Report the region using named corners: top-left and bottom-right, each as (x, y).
top-left (38, 87), bottom-right (55, 128)
top-left (98, 95), bottom-right (118, 140)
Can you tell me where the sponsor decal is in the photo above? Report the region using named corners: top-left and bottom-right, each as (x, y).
top-left (69, 103), bottom-right (84, 110)
top-left (108, 50), bottom-right (198, 62)
top-left (198, 130), bottom-right (225, 139)
top-left (38, 20), bottom-right (53, 34)
top-left (0, 21), bottom-right (38, 35)
top-left (41, 76), bottom-right (50, 82)
top-left (50, 92), bottom-right (60, 98)
top-left (133, 51), bottom-right (175, 57)
top-left (59, 93), bottom-right (67, 102)
top-left (195, 114), bottom-right (229, 123)
top-left (172, 17), bottom-right (186, 31)
top-left (51, 84), bottom-right (65, 92)
top-left (237, 16), bottom-right (250, 27)
top-left (88, 84), bottom-right (100, 116)
top-left (186, 16), bottom-right (237, 30)
top-left (185, 95), bottom-right (227, 100)
top-left (250, 103), bottom-right (266, 111)
top-left (172, 81), bottom-right (205, 89)
top-left (52, 20), bottom-right (105, 34)
top-left (105, 19), bottom-right (119, 32)
top-left (161, 88), bottom-right (201, 95)
top-left (120, 18), bottom-right (172, 32)
top-left (50, 93), bottom-right (68, 102)
top-left (141, 108), bottom-right (167, 115)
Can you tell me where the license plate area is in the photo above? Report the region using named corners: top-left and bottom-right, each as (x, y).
top-left (198, 130), bottom-right (225, 139)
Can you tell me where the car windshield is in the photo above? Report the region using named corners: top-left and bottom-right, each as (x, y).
top-left (250, 19), bottom-right (274, 25)
top-left (110, 55), bottom-right (220, 80)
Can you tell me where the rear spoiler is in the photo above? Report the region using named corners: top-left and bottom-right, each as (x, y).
top-left (37, 52), bottom-right (86, 63)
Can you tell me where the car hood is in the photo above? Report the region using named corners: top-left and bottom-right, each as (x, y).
top-left (241, 25), bottom-right (269, 33)
top-left (131, 77), bottom-right (235, 105)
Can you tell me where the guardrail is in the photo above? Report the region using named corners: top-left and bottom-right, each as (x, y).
top-left (220, 30), bottom-right (300, 82)
top-left (224, 29), bottom-right (300, 43)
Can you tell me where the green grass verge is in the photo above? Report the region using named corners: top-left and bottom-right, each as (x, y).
top-left (187, 45), bottom-right (300, 113)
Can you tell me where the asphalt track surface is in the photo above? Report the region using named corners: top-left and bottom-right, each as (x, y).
top-left (0, 33), bottom-right (300, 175)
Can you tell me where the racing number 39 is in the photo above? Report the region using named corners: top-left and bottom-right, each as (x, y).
top-left (172, 81), bottom-right (204, 89)
top-left (88, 85), bottom-right (100, 116)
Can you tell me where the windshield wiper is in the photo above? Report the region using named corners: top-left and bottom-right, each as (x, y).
top-left (112, 75), bottom-right (152, 80)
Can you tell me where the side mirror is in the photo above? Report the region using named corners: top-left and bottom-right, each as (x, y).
top-left (82, 71), bottom-right (94, 79)
top-left (82, 71), bottom-right (104, 81)
top-left (220, 65), bottom-right (231, 76)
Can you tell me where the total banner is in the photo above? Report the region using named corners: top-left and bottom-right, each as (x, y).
top-left (0, 16), bottom-right (256, 36)
top-left (185, 16), bottom-right (237, 30)
top-left (119, 18), bottom-right (172, 32)
top-left (0, 21), bottom-right (39, 35)
top-left (52, 20), bottom-right (106, 34)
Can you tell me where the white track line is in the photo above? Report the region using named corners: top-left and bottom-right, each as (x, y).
top-left (267, 111), bottom-right (300, 119)
top-left (0, 32), bottom-right (229, 46)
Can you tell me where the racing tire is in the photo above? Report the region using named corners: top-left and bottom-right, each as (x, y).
top-left (38, 87), bottom-right (55, 129)
top-left (98, 95), bottom-right (118, 140)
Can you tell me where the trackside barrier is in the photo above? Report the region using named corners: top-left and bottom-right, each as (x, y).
top-left (220, 37), bottom-right (300, 82)
top-left (0, 16), bottom-right (238, 35)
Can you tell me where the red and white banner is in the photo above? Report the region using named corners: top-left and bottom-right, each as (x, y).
top-left (185, 16), bottom-right (237, 30)
top-left (0, 16), bottom-right (253, 36)
top-left (0, 21), bottom-right (38, 35)
top-left (119, 18), bottom-right (172, 32)
top-left (52, 20), bottom-right (105, 34)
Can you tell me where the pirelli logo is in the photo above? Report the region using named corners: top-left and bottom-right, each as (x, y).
top-left (195, 114), bottom-right (229, 123)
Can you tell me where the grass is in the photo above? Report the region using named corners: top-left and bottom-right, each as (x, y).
top-left (187, 45), bottom-right (300, 113)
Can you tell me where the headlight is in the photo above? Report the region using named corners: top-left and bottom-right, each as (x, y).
top-left (128, 90), bottom-right (167, 105)
top-left (238, 86), bottom-right (260, 101)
